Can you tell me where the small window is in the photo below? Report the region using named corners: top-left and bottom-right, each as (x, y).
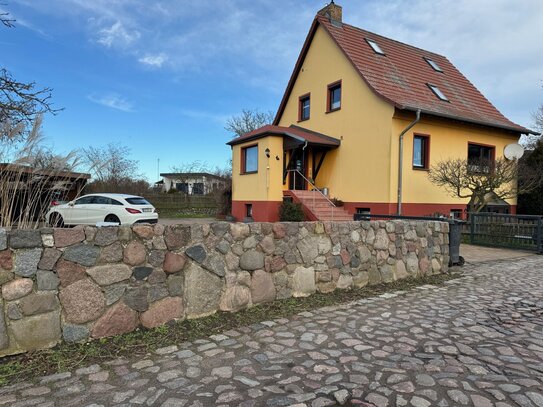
top-left (468, 143), bottom-right (495, 174)
top-left (299, 94), bottom-right (310, 121)
top-left (424, 57), bottom-right (443, 72)
top-left (176, 182), bottom-right (189, 194)
top-left (366, 39), bottom-right (385, 55)
top-left (242, 145), bottom-right (258, 174)
top-left (245, 204), bottom-right (253, 218)
top-left (192, 183), bottom-right (204, 195)
top-left (450, 209), bottom-right (463, 219)
top-left (413, 135), bottom-right (430, 169)
top-left (356, 207), bottom-right (371, 220)
top-left (427, 84), bottom-right (449, 102)
top-left (327, 81), bottom-right (341, 112)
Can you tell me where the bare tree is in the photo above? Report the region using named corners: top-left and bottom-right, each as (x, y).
top-left (81, 143), bottom-right (141, 182)
top-left (1, 3), bottom-right (15, 27)
top-left (1, 7), bottom-right (60, 141)
top-left (225, 109), bottom-right (274, 137)
top-left (532, 101), bottom-right (543, 137)
top-left (428, 157), bottom-right (543, 213)
top-left (81, 143), bottom-right (147, 194)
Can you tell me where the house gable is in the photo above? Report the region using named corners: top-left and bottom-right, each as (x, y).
top-left (275, 23), bottom-right (395, 203)
top-left (275, 14), bottom-right (532, 135)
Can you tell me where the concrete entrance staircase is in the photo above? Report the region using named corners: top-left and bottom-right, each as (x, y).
top-left (286, 190), bottom-right (353, 221)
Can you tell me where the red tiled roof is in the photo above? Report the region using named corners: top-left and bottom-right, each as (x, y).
top-left (226, 124), bottom-right (341, 147)
top-left (274, 15), bottom-right (534, 135)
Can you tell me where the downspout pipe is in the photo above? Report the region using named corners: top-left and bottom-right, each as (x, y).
top-left (397, 109), bottom-right (421, 215)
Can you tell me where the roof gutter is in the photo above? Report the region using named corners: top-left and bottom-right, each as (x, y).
top-left (403, 107), bottom-right (538, 135)
top-left (397, 109), bottom-right (421, 215)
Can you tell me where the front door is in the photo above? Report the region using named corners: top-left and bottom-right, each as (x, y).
top-left (288, 148), bottom-right (307, 190)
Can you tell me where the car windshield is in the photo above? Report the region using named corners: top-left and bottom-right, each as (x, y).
top-left (125, 197), bottom-right (151, 205)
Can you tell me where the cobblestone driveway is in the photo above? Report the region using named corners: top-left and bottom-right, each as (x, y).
top-left (2, 256), bottom-right (543, 407)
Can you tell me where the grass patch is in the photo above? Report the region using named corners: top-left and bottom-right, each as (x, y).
top-left (0, 272), bottom-right (460, 386)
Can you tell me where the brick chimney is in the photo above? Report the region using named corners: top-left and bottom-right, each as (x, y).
top-left (317, 1), bottom-right (342, 24)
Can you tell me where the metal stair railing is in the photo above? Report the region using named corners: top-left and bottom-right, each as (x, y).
top-left (287, 169), bottom-right (337, 221)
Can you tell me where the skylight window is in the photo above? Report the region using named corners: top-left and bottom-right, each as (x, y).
top-left (424, 57), bottom-right (443, 72)
top-left (365, 39), bottom-right (385, 55)
top-left (427, 84), bottom-right (449, 102)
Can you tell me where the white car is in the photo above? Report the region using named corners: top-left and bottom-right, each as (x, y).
top-left (47, 194), bottom-right (158, 227)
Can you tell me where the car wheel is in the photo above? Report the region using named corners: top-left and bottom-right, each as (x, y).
top-left (104, 214), bottom-right (120, 224)
top-left (50, 213), bottom-right (64, 228)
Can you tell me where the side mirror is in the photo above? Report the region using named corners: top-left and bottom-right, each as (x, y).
top-left (68, 201), bottom-right (75, 207)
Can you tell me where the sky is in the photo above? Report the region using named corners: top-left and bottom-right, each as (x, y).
top-left (3, 0), bottom-right (543, 182)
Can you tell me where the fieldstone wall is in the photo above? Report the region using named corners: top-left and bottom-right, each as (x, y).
top-left (0, 220), bottom-right (449, 357)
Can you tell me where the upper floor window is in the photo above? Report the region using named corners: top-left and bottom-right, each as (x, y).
top-left (366, 39), bottom-right (385, 55)
top-left (327, 81), bottom-right (342, 112)
top-left (413, 135), bottom-right (430, 169)
top-left (468, 143), bottom-right (495, 174)
top-left (241, 145), bottom-right (258, 174)
top-left (427, 83), bottom-right (449, 102)
top-left (424, 57), bottom-right (443, 73)
top-left (299, 94), bottom-right (310, 121)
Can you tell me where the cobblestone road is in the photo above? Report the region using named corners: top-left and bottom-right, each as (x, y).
top-left (1, 256), bottom-right (543, 407)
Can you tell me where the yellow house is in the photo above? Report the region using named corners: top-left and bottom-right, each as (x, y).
top-left (227, 2), bottom-right (534, 222)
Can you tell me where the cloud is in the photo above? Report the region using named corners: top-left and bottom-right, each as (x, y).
top-left (95, 20), bottom-right (140, 48)
top-left (13, 0), bottom-right (543, 127)
top-left (138, 53), bottom-right (168, 68)
top-left (88, 92), bottom-right (134, 112)
top-left (179, 109), bottom-right (229, 124)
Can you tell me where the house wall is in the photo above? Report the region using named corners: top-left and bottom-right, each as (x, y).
top-left (276, 25), bottom-right (395, 203)
top-left (231, 136), bottom-right (284, 221)
top-left (0, 220), bottom-right (449, 357)
top-left (389, 112), bottom-right (520, 216)
top-left (163, 176), bottom-right (225, 195)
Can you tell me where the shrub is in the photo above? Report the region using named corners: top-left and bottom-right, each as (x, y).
top-left (279, 201), bottom-right (305, 222)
